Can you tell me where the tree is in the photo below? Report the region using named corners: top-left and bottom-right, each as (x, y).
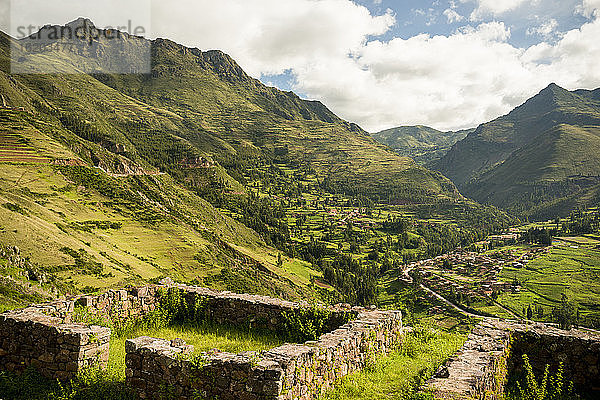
top-left (553, 293), bottom-right (578, 330)
top-left (527, 305), bottom-right (533, 320)
top-left (536, 304), bottom-right (544, 317)
top-left (442, 259), bottom-right (452, 270)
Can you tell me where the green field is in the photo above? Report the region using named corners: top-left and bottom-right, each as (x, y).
top-left (0, 161), bottom-right (323, 309)
top-left (108, 321), bottom-right (284, 380)
top-left (499, 242), bottom-right (600, 323)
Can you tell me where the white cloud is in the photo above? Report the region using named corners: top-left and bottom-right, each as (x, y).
top-left (443, 8), bottom-right (465, 23)
top-left (577, 0), bottom-right (600, 17)
top-left (151, 0), bottom-right (395, 77)
top-left (147, 1), bottom-right (600, 131)
top-left (526, 18), bottom-right (559, 39)
top-left (461, 0), bottom-right (533, 20)
top-left (3, 0), bottom-right (599, 132)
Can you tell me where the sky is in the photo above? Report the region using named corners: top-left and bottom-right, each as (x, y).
top-left (3, 0), bottom-right (600, 132)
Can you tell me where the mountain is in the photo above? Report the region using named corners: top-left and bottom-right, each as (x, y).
top-left (5, 19), bottom-right (460, 203)
top-left (434, 83), bottom-right (600, 218)
top-left (371, 125), bottom-right (473, 165)
top-left (0, 19), bottom-right (472, 304)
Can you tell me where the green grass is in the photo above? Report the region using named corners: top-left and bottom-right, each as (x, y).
top-left (107, 321), bottom-right (285, 380)
top-left (499, 242), bottom-right (600, 323)
top-left (472, 303), bottom-right (516, 319)
top-left (0, 163), bottom-right (316, 300)
top-left (0, 321), bottom-right (285, 400)
top-left (320, 327), bottom-right (466, 400)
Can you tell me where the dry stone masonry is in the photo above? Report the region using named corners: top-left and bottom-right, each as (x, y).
top-left (0, 281), bottom-right (403, 399)
top-left (0, 286), bottom-right (160, 380)
top-left (0, 309), bottom-right (110, 380)
top-left (424, 319), bottom-right (600, 399)
top-left (8, 281), bottom-right (598, 400)
top-left (126, 282), bottom-right (404, 400)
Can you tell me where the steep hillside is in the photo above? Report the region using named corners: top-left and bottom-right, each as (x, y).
top-left (0, 24), bottom-right (332, 303)
top-left (3, 19), bottom-right (461, 204)
top-left (0, 109), bottom-right (318, 304)
top-left (372, 125), bottom-right (472, 165)
top-left (0, 19), bottom-right (513, 309)
top-left (434, 84), bottom-right (600, 218)
top-left (93, 37), bottom-right (460, 203)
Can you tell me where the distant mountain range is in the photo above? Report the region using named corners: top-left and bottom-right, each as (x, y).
top-left (433, 83), bottom-right (600, 219)
top-left (371, 125), bottom-right (473, 165)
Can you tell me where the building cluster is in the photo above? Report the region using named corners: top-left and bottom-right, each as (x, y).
top-left (409, 245), bottom-right (552, 301)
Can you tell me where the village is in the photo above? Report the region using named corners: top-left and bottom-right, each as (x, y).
top-left (404, 241), bottom-right (553, 315)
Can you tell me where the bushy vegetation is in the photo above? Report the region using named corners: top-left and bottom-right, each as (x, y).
top-left (552, 293), bottom-right (579, 330)
top-left (507, 355), bottom-right (580, 400)
top-left (2, 202), bottom-right (28, 215)
top-left (0, 366), bottom-right (135, 400)
top-left (281, 304), bottom-right (355, 343)
top-left (561, 209), bottom-right (600, 235)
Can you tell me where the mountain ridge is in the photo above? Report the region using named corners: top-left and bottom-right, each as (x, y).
top-left (434, 83), bottom-right (600, 218)
top-left (0, 18), bottom-right (485, 302)
top-left (371, 125), bottom-right (473, 165)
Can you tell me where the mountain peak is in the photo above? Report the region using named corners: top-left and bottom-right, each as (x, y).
top-left (512, 82), bottom-right (574, 115)
top-left (26, 18), bottom-right (101, 42)
top-left (539, 83), bottom-right (573, 98)
top-left (539, 82), bottom-right (569, 96)
top-left (65, 17), bottom-right (96, 29)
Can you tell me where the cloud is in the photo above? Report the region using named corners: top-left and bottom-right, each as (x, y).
top-left (151, 0), bottom-right (395, 77)
top-left (151, 1), bottom-right (600, 131)
top-left (526, 18), bottom-right (559, 39)
top-left (443, 8), bottom-right (465, 23)
top-left (3, 0), bottom-right (599, 132)
top-left (577, 0), bottom-right (600, 17)
top-left (461, 0), bottom-right (533, 20)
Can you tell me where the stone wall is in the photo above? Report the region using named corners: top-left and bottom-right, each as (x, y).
top-left (125, 307), bottom-right (403, 400)
top-left (0, 285), bottom-right (160, 380)
top-left (0, 281), bottom-right (402, 398)
top-left (73, 285), bottom-right (160, 323)
top-left (0, 309), bottom-right (110, 380)
top-left (423, 319), bottom-right (600, 399)
top-left (166, 283), bottom-right (354, 333)
top-left (509, 325), bottom-right (600, 392)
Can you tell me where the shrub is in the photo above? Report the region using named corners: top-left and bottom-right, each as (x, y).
top-left (2, 202), bottom-right (27, 215)
top-left (156, 287), bottom-right (208, 325)
top-left (510, 354), bottom-right (579, 400)
top-left (281, 305), bottom-right (354, 343)
top-left (72, 306), bottom-right (112, 328)
top-left (0, 366), bottom-right (134, 400)
top-left (410, 393), bottom-right (435, 400)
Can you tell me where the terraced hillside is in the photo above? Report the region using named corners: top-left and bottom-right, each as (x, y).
top-left (0, 19), bottom-right (515, 310)
top-left (0, 113), bottom-right (51, 164)
top-left (1, 20), bottom-right (459, 205)
top-left (0, 107), bottom-right (321, 306)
